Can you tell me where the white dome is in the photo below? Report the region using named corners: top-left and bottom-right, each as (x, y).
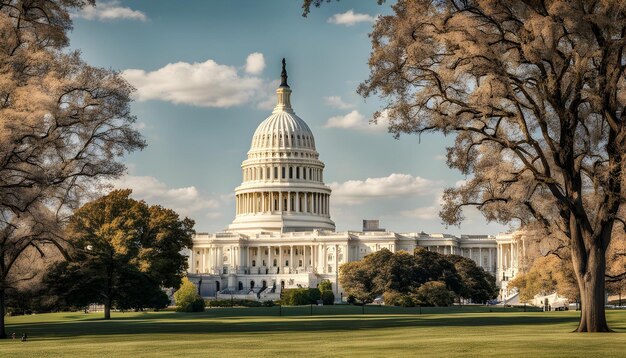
top-left (250, 111), bottom-right (316, 151)
top-left (228, 59), bottom-right (335, 234)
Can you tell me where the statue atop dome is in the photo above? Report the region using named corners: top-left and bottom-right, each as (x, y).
top-left (280, 58), bottom-right (289, 88)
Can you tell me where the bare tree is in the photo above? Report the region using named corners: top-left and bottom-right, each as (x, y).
top-left (346, 0), bottom-right (626, 332)
top-left (0, 0), bottom-right (145, 337)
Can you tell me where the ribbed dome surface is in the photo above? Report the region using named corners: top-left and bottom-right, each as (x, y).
top-left (250, 111), bottom-right (316, 150)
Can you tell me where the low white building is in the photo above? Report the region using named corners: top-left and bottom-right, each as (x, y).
top-left (187, 60), bottom-right (522, 301)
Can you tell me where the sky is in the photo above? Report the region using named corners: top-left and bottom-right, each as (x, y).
top-left (68, 0), bottom-right (513, 236)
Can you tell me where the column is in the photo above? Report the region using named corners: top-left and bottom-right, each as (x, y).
top-left (287, 192), bottom-right (292, 212)
top-left (290, 245), bottom-right (294, 271)
top-left (488, 248), bottom-right (493, 272)
top-left (268, 245), bottom-right (272, 268)
top-left (469, 247), bottom-right (473, 261)
top-left (304, 246), bottom-right (308, 270)
top-left (334, 244), bottom-right (339, 276)
top-left (201, 248), bottom-right (206, 273)
top-left (479, 247), bottom-right (482, 267)
top-left (247, 246), bottom-right (251, 268)
top-left (304, 192), bottom-right (308, 213)
top-left (279, 246), bottom-right (283, 269)
top-left (295, 192), bottom-right (300, 212)
top-left (279, 192), bottom-right (283, 211)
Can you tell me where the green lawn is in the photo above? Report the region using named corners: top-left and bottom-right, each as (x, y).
top-left (2, 305), bottom-right (626, 357)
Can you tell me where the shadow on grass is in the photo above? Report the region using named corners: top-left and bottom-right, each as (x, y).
top-left (4, 307), bottom-right (584, 340)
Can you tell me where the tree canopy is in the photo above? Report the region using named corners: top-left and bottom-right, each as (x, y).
top-left (340, 248), bottom-right (496, 306)
top-left (46, 190), bottom-right (194, 319)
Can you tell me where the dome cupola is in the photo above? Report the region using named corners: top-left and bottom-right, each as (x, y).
top-left (228, 59), bottom-right (335, 234)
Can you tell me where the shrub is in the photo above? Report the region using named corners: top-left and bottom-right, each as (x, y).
top-left (414, 281), bottom-right (456, 307)
top-left (262, 300), bottom-right (275, 307)
top-left (346, 295), bottom-right (357, 305)
top-left (318, 279), bottom-right (333, 292)
top-left (174, 278), bottom-right (205, 312)
top-left (281, 288), bottom-right (321, 305)
top-left (206, 299), bottom-right (264, 307)
top-left (321, 290), bottom-right (335, 305)
top-left (383, 291), bottom-right (415, 307)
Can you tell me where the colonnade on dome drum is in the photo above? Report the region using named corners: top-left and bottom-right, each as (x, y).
top-left (235, 191), bottom-right (330, 217)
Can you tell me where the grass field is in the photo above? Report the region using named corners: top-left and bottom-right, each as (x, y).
top-left (2, 305), bottom-right (626, 357)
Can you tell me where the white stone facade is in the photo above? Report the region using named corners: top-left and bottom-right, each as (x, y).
top-left (187, 63), bottom-right (522, 301)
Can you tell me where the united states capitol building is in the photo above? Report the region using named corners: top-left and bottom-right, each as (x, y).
top-left (187, 61), bottom-right (522, 302)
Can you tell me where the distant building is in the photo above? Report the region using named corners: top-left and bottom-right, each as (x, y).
top-left (363, 220), bottom-right (385, 232)
top-left (186, 60), bottom-right (522, 302)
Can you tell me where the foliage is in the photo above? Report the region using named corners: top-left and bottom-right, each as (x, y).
top-left (509, 255), bottom-right (579, 303)
top-left (383, 291), bottom-right (415, 307)
top-left (340, 249), bottom-right (495, 307)
top-left (414, 282), bottom-right (456, 307)
top-left (350, 0), bottom-right (626, 333)
top-left (447, 255), bottom-right (498, 303)
top-left (318, 279), bottom-right (333, 292)
top-left (206, 299), bottom-right (273, 308)
top-left (46, 190), bottom-right (195, 318)
top-left (321, 290), bottom-right (335, 305)
top-left (0, 0), bottom-right (145, 338)
top-left (175, 278), bottom-right (204, 312)
top-left (281, 288), bottom-right (321, 305)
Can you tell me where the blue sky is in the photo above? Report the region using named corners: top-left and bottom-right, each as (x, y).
top-left (68, 0), bottom-right (511, 235)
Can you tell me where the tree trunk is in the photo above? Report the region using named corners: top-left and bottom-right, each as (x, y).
top-left (0, 287), bottom-right (5, 339)
top-left (572, 242), bottom-right (611, 332)
top-left (104, 298), bottom-right (111, 320)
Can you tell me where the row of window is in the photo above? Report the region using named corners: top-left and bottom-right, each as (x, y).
top-left (243, 165), bottom-right (323, 182)
top-left (253, 133), bottom-right (314, 148)
top-left (248, 151), bottom-right (318, 159)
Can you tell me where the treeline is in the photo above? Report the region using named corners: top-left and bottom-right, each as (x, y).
top-left (340, 248), bottom-right (497, 307)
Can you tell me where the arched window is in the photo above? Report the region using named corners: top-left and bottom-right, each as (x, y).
top-left (289, 167), bottom-right (293, 179)
top-left (238, 281), bottom-right (243, 290)
top-left (273, 258), bottom-right (277, 267)
top-left (252, 260), bottom-right (256, 267)
top-left (303, 167), bottom-right (307, 180)
top-left (296, 167), bottom-right (300, 179)
top-left (250, 281), bottom-right (255, 289)
top-left (274, 166), bottom-right (278, 179)
top-left (282, 166), bottom-right (286, 179)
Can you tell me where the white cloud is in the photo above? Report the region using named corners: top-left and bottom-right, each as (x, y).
top-left (329, 173), bottom-right (438, 204)
top-left (245, 52), bottom-right (265, 75)
top-left (401, 193), bottom-right (445, 220)
top-left (324, 110), bottom-right (388, 132)
top-left (73, 1), bottom-right (147, 22)
top-left (325, 110), bottom-right (365, 129)
top-left (111, 175), bottom-right (221, 219)
top-left (327, 10), bottom-right (376, 26)
top-left (324, 96), bottom-right (354, 109)
top-left (123, 54), bottom-right (272, 108)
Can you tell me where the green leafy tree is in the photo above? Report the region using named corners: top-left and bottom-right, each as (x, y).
top-left (318, 279), bottom-right (333, 292)
top-left (46, 190), bottom-right (194, 319)
top-left (414, 281), bottom-right (456, 307)
top-left (448, 255), bottom-right (498, 304)
top-left (174, 278), bottom-right (205, 312)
